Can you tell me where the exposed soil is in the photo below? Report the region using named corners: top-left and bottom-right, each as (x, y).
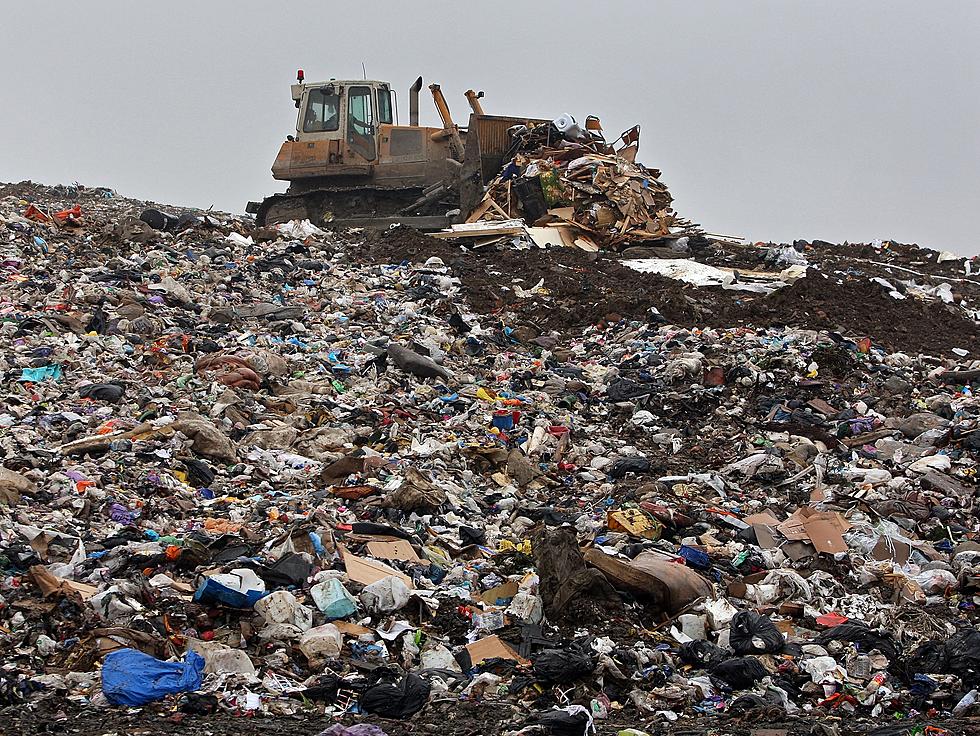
top-left (353, 228), bottom-right (979, 357)
top-left (4, 701), bottom-right (976, 736)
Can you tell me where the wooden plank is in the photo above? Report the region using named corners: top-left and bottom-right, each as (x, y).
top-left (464, 197), bottom-right (494, 224)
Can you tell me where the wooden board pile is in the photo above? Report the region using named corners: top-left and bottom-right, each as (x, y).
top-left (455, 137), bottom-right (702, 251)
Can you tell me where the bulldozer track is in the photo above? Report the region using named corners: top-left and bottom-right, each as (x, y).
top-left (255, 185), bottom-right (428, 227)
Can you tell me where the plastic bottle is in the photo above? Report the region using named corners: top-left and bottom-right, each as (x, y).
top-left (850, 654), bottom-right (872, 680)
top-left (857, 672), bottom-right (886, 704)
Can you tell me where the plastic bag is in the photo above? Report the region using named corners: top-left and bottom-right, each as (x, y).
top-left (311, 578), bottom-right (358, 620)
top-left (101, 648), bottom-right (205, 706)
top-left (358, 674), bottom-right (430, 718)
top-left (913, 568), bottom-right (957, 594)
top-left (254, 589), bottom-right (313, 630)
top-left (533, 645), bottom-right (594, 684)
top-left (360, 575), bottom-right (412, 613)
top-left (815, 621), bottom-right (899, 662)
top-left (535, 704), bottom-right (596, 736)
top-left (607, 457), bottom-right (652, 479)
top-left (729, 611), bottom-right (784, 654)
top-left (317, 725), bottom-right (388, 736)
top-left (679, 640), bottom-right (729, 667)
top-left (710, 656), bottom-right (768, 689)
top-left (906, 627), bottom-right (980, 686)
top-left (299, 624), bottom-right (343, 661)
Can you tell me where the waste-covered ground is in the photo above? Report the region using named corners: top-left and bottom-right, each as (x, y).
top-left (1, 180), bottom-right (980, 736)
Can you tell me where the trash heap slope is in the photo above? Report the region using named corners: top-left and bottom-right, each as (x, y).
top-left (0, 180), bottom-right (979, 736)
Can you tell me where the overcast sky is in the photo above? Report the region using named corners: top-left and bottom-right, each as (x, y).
top-left (2, 1), bottom-right (977, 254)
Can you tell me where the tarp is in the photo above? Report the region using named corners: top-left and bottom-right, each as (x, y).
top-left (101, 648), bottom-right (205, 705)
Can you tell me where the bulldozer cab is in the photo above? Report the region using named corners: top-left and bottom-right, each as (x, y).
top-left (255, 71), bottom-right (547, 229)
top-left (292, 80), bottom-right (394, 163)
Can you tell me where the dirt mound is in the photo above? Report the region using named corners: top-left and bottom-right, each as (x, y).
top-left (721, 270), bottom-right (980, 356)
top-left (355, 227), bottom-right (702, 330)
top-left (355, 229), bottom-right (977, 356)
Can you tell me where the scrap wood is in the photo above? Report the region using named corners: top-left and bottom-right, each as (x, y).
top-left (469, 135), bottom-right (700, 251)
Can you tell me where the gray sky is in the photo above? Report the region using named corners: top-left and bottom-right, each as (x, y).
top-left (2, 1), bottom-right (978, 254)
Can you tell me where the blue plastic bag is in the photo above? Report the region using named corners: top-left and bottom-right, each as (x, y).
top-left (101, 648), bottom-right (205, 705)
top-left (19, 365), bottom-right (62, 383)
top-left (311, 577), bottom-right (358, 620)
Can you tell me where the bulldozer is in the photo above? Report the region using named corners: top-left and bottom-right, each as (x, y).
top-left (247, 70), bottom-right (547, 229)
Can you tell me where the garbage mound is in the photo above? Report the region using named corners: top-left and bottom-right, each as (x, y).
top-left (1, 180), bottom-right (979, 736)
top-left (444, 119), bottom-right (701, 250)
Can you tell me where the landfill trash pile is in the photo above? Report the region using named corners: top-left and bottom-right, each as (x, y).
top-left (441, 119), bottom-right (701, 251)
top-left (1, 180), bottom-right (979, 736)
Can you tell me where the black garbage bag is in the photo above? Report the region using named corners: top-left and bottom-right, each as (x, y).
top-left (351, 521), bottom-right (416, 542)
top-left (533, 645), bottom-right (594, 684)
top-left (79, 382), bottom-right (125, 403)
top-left (534, 707), bottom-right (592, 736)
top-left (459, 525), bottom-right (486, 546)
top-left (728, 693), bottom-right (781, 717)
top-left (293, 673), bottom-right (342, 702)
top-left (710, 656), bottom-right (768, 689)
top-left (606, 377), bottom-right (656, 402)
top-left (86, 307), bottom-right (108, 335)
top-left (679, 640), bottom-right (729, 667)
top-left (903, 640), bottom-right (947, 680)
top-left (447, 312), bottom-right (471, 335)
top-left (512, 176), bottom-right (548, 225)
top-left (178, 692), bottom-right (219, 715)
top-left (730, 611), bottom-right (784, 654)
top-left (358, 674), bottom-right (430, 718)
top-left (139, 208), bottom-right (180, 232)
top-left (905, 628), bottom-right (980, 686)
top-left (182, 458), bottom-right (215, 488)
top-left (940, 627), bottom-right (980, 685)
top-left (815, 621), bottom-right (899, 662)
top-left (608, 457), bottom-right (653, 479)
top-left (269, 552), bottom-right (313, 586)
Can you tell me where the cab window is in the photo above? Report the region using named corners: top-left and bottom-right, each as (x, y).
top-left (347, 86), bottom-right (374, 135)
top-left (377, 89), bottom-right (393, 125)
top-left (303, 89), bottom-right (340, 132)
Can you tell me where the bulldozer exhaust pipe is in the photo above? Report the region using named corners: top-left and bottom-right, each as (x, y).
top-left (409, 76), bottom-right (423, 126)
top-left (465, 89), bottom-right (485, 116)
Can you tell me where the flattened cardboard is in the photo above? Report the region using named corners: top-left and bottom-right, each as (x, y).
top-left (752, 523), bottom-right (779, 550)
top-left (781, 541), bottom-right (816, 561)
top-left (803, 510), bottom-right (852, 533)
top-left (333, 620), bottom-right (373, 636)
top-left (743, 511), bottom-right (781, 526)
top-left (29, 565), bottom-right (98, 601)
top-left (872, 536), bottom-right (911, 565)
top-left (776, 515), bottom-right (809, 542)
top-left (366, 539), bottom-right (420, 563)
top-left (527, 227), bottom-right (567, 248)
top-left (803, 518), bottom-right (848, 554)
top-left (480, 580), bottom-right (519, 606)
top-left (778, 508), bottom-right (850, 547)
top-left (340, 546), bottom-right (414, 589)
top-left (466, 635), bottom-right (526, 665)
